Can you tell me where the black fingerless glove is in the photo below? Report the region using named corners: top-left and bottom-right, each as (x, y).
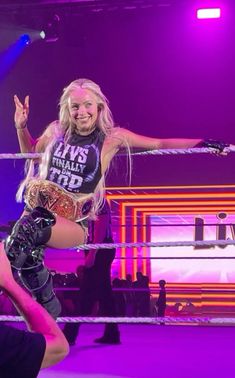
top-left (196, 139), bottom-right (229, 152)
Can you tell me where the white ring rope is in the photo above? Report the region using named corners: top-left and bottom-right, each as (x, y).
top-left (0, 315), bottom-right (235, 325)
top-left (76, 239), bottom-right (235, 250)
top-left (0, 146), bottom-right (235, 160)
top-left (0, 153), bottom-right (42, 160)
top-left (130, 146), bottom-right (235, 156)
top-left (107, 256), bottom-right (235, 260)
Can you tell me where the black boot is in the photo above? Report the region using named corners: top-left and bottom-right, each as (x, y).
top-left (5, 206), bottom-right (61, 318)
top-left (63, 323), bottom-right (80, 346)
top-left (19, 253), bottom-right (61, 319)
top-left (5, 206), bottom-right (55, 269)
top-left (94, 324), bottom-right (121, 345)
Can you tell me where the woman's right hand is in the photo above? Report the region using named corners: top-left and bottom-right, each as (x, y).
top-left (14, 95), bottom-right (29, 129)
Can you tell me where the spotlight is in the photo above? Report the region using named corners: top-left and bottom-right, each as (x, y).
top-left (39, 31), bottom-right (46, 40)
top-left (20, 34), bottom-right (31, 45)
top-left (19, 30), bottom-right (42, 45)
top-left (197, 8), bottom-right (221, 19)
top-left (40, 14), bottom-right (60, 43)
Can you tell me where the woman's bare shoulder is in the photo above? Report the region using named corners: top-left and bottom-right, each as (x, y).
top-left (35, 121), bottom-right (60, 152)
top-left (106, 127), bottom-right (128, 145)
top-left (43, 120), bottom-right (60, 138)
top-left (109, 126), bottom-right (127, 137)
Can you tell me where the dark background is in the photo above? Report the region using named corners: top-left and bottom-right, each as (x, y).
top-left (0, 0), bottom-right (234, 223)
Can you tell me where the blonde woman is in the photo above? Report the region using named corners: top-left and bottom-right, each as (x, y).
top-left (5, 78), bottom-right (228, 318)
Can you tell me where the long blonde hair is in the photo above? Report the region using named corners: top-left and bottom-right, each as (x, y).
top-left (16, 78), bottom-right (116, 214)
top-left (59, 78), bottom-right (114, 139)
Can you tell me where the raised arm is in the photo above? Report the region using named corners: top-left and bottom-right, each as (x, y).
top-left (14, 95), bottom-right (36, 152)
top-left (0, 242), bottom-right (69, 368)
top-left (14, 95), bottom-right (51, 153)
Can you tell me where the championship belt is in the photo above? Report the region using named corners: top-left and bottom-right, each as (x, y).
top-left (24, 179), bottom-right (94, 222)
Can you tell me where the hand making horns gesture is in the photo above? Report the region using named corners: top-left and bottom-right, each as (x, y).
top-left (14, 94), bottom-right (29, 130)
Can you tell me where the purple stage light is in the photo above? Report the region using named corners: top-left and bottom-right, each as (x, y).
top-left (197, 8), bottom-right (221, 19)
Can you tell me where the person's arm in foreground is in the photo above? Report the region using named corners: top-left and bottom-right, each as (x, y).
top-left (0, 242), bottom-right (69, 369)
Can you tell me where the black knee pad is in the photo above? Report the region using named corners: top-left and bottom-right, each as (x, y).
top-left (5, 206), bottom-right (55, 269)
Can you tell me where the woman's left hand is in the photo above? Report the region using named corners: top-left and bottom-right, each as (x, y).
top-left (198, 139), bottom-right (231, 156)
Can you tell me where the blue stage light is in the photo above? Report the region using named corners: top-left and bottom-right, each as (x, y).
top-left (20, 34), bottom-right (31, 45)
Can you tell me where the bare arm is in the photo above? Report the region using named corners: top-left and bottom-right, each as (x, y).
top-left (0, 243), bottom-right (69, 369)
top-left (114, 128), bottom-right (202, 150)
top-left (16, 127), bottom-right (36, 153)
top-left (14, 95), bottom-right (36, 152)
top-left (14, 95), bottom-right (50, 153)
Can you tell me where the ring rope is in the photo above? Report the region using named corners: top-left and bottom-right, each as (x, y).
top-left (130, 146), bottom-right (235, 156)
top-left (0, 146), bottom-right (234, 160)
top-left (0, 315), bottom-right (235, 325)
top-left (76, 239), bottom-right (235, 250)
top-left (108, 257), bottom-right (235, 260)
top-left (114, 223), bottom-right (235, 228)
top-left (0, 153), bottom-right (42, 160)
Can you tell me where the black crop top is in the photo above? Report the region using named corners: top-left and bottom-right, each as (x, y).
top-left (46, 128), bottom-right (105, 194)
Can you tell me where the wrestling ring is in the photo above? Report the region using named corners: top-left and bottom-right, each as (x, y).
top-left (1, 146), bottom-right (235, 378)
